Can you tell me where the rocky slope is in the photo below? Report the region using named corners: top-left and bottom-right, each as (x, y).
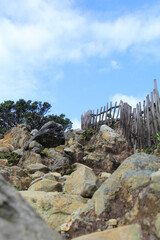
top-left (0, 121), bottom-right (160, 239)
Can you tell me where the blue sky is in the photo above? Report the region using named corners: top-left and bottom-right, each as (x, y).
top-left (0, 0), bottom-right (160, 128)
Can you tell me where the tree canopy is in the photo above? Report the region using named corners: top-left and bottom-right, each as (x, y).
top-left (0, 99), bottom-right (72, 133)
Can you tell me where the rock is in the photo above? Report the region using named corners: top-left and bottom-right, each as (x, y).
top-left (29, 172), bottom-right (61, 188)
top-left (93, 153), bottom-right (160, 215)
top-left (150, 171), bottom-right (160, 192)
top-left (65, 163), bottom-right (99, 197)
top-left (20, 191), bottom-right (87, 229)
top-left (100, 172), bottom-right (111, 178)
top-left (121, 170), bottom-right (152, 192)
top-left (29, 140), bottom-right (43, 153)
top-left (60, 175), bottom-right (69, 181)
top-left (0, 125), bottom-right (31, 150)
top-left (99, 125), bottom-right (120, 141)
top-left (27, 163), bottom-right (49, 174)
top-left (0, 133), bottom-right (3, 139)
top-left (43, 172), bottom-right (57, 181)
top-left (51, 157), bottom-right (70, 174)
top-left (99, 172), bottom-right (112, 185)
top-left (30, 171), bottom-right (45, 180)
top-left (13, 149), bottom-right (23, 156)
top-left (106, 219), bottom-right (117, 226)
top-left (0, 159), bottom-right (9, 167)
top-left (64, 147), bottom-right (74, 157)
top-left (0, 146), bottom-right (10, 152)
top-left (56, 145), bottom-right (65, 152)
top-left (31, 129), bottom-right (38, 136)
top-left (18, 150), bottom-right (43, 168)
top-left (52, 172), bottom-right (62, 179)
top-left (0, 174), bottom-right (62, 240)
top-left (153, 213), bottom-right (160, 238)
top-left (72, 224), bottom-right (141, 240)
top-left (65, 129), bottom-right (84, 143)
top-left (0, 166), bottom-right (31, 190)
top-left (28, 179), bottom-right (63, 192)
top-left (40, 148), bottom-right (71, 175)
top-left (65, 153), bottom-right (160, 239)
top-left (25, 121), bottom-right (65, 149)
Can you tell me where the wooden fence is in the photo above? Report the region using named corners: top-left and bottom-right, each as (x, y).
top-left (81, 102), bottom-right (120, 130)
top-left (81, 79), bottom-right (160, 150)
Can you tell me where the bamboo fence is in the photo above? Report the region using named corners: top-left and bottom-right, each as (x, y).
top-left (81, 79), bottom-right (160, 150)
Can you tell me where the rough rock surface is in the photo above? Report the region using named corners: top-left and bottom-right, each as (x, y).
top-left (0, 125), bottom-right (31, 150)
top-left (65, 163), bottom-right (99, 197)
top-left (25, 121), bottom-right (65, 149)
top-left (20, 191), bottom-right (88, 229)
top-left (72, 224), bottom-right (142, 240)
top-left (64, 153), bottom-right (160, 239)
top-left (18, 150), bottom-right (43, 168)
top-left (42, 148), bottom-right (71, 174)
top-left (0, 166), bottom-right (31, 190)
top-left (28, 179), bottom-right (63, 192)
top-left (2, 122), bottom-right (160, 240)
top-left (93, 153), bottom-right (160, 215)
top-left (65, 125), bottom-right (132, 175)
top-left (99, 125), bottom-right (121, 141)
top-left (27, 163), bottom-right (49, 174)
top-left (29, 140), bottom-right (43, 153)
top-left (0, 174), bottom-right (62, 240)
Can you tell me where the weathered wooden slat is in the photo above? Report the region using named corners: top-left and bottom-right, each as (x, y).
top-left (92, 110), bottom-right (95, 128)
top-left (105, 103), bottom-right (109, 123)
top-left (102, 106), bottom-right (106, 124)
top-left (81, 114), bottom-right (84, 130)
top-left (112, 101), bottom-right (117, 123)
top-left (99, 106), bottom-right (103, 125)
top-left (146, 95), bottom-right (151, 147)
top-left (133, 108), bottom-right (137, 152)
top-left (142, 100), bottom-right (146, 148)
top-left (95, 109), bottom-right (99, 127)
top-left (136, 103), bottom-right (141, 149)
top-left (116, 101), bottom-right (121, 120)
top-left (109, 102), bottom-right (112, 122)
top-left (138, 102), bottom-right (143, 149)
top-left (150, 92), bottom-right (157, 141)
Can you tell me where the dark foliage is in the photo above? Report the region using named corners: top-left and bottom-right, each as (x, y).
top-left (0, 99), bottom-right (72, 133)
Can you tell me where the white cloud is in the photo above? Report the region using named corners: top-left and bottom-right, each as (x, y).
top-left (1, 0), bottom-right (160, 65)
top-left (72, 118), bottom-right (81, 129)
top-left (111, 94), bottom-right (143, 108)
top-left (0, 0), bottom-right (160, 100)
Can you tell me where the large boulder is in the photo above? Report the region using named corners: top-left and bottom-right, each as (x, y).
top-left (25, 121), bottom-right (65, 149)
top-left (20, 191), bottom-right (88, 229)
top-left (0, 174), bottom-right (62, 240)
top-left (65, 163), bottom-right (99, 197)
top-left (93, 153), bottom-right (160, 215)
top-left (0, 125), bottom-right (31, 150)
top-left (64, 153), bottom-right (160, 239)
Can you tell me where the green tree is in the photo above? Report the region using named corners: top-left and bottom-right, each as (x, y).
top-left (0, 99), bottom-right (72, 133)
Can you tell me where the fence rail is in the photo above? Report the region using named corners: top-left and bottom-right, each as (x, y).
top-left (81, 102), bottom-right (121, 130)
top-left (81, 79), bottom-right (160, 150)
